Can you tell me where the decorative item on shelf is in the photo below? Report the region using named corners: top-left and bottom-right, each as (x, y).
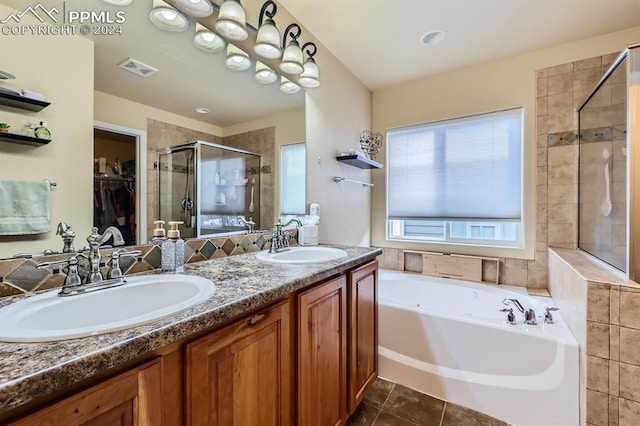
top-left (0, 123), bottom-right (9, 133)
top-left (359, 130), bottom-right (383, 160)
top-left (34, 121), bottom-right (51, 140)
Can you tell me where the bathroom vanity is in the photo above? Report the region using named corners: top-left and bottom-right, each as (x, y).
top-left (0, 245), bottom-right (380, 425)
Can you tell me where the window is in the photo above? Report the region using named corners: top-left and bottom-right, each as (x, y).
top-left (386, 108), bottom-right (523, 247)
top-left (280, 143), bottom-right (306, 215)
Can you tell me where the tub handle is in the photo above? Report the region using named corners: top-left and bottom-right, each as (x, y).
top-left (544, 307), bottom-right (559, 324)
top-left (500, 308), bottom-right (516, 325)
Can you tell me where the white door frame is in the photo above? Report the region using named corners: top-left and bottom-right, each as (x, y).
top-left (93, 120), bottom-right (148, 244)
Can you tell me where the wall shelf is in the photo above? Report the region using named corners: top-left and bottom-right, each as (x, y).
top-left (0, 92), bottom-right (50, 112)
top-left (0, 132), bottom-right (51, 146)
top-left (336, 153), bottom-right (382, 169)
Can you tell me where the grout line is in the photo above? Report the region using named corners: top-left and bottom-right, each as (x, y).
top-left (439, 401), bottom-right (447, 426)
top-left (370, 407), bottom-right (382, 425)
top-left (379, 382), bottom-right (395, 410)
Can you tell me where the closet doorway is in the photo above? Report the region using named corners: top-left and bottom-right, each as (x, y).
top-left (93, 121), bottom-right (148, 245)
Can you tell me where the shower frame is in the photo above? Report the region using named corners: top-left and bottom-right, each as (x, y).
top-left (156, 140), bottom-right (262, 238)
top-left (577, 43), bottom-right (640, 279)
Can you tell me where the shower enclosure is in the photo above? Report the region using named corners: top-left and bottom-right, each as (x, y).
top-left (157, 141), bottom-right (261, 238)
top-left (578, 43), bottom-right (639, 278)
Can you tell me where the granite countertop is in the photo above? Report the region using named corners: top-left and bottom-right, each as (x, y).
top-left (0, 245), bottom-right (381, 414)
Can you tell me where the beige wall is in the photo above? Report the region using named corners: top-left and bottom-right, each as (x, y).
top-left (372, 25), bottom-right (640, 260)
top-left (94, 91), bottom-right (224, 137)
top-left (0, 4), bottom-right (94, 259)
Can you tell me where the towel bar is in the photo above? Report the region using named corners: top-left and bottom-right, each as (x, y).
top-left (44, 179), bottom-right (57, 188)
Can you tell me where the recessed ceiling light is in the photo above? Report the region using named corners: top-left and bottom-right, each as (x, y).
top-left (421, 30), bottom-right (446, 45)
top-left (196, 107), bottom-right (210, 114)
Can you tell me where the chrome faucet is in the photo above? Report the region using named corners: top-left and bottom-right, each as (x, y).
top-left (544, 307), bottom-right (560, 324)
top-left (267, 218), bottom-right (302, 253)
top-left (237, 216), bottom-right (256, 233)
top-left (86, 226), bottom-right (125, 283)
top-left (502, 298), bottom-right (537, 325)
top-left (56, 222), bottom-right (76, 253)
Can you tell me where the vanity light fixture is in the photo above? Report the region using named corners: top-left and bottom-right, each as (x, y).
top-left (174, 0), bottom-right (214, 17)
top-left (279, 23), bottom-right (304, 75)
top-left (225, 44), bottom-right (252, 71)
top-left (254, 0), bottom-right (282, 59)
top-left (297, 42), bottom-right (320, 88)
top-left (149, 0), bottom-right (189, 32)
top-left (279, 76), bottom-right (301, 94)
top-left (254, 61), bottom-right (278, 84)
top-left (193, 23), bottom-right (225, 53)
top-left (215, 0), bottom-right (249, 41)
top-left (99, 0), bottom-right (133, 5)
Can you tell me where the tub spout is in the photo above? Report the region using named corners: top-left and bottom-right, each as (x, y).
top-left (502, 298), bottom-right (525, 314)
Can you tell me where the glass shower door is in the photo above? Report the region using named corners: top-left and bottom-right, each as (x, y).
top-left (157, 146), bottom-right (196, 239)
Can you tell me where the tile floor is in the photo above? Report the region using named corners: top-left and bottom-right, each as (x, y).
top-left (347, 378), bottom-right (507, 426)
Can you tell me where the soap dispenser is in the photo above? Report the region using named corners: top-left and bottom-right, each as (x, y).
top-left (162, 221), bottom-right (185, 272)
top-left (149, 220), bottom-right (167, 245)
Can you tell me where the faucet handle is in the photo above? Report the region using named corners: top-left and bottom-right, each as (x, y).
top-left (544, 307), bottom-right (560, 324)
top-left (500, 308), bottom-right (516, 325)
top-left (524, 308), bottom-right (537, 325)
top-left (86, 227), bottom-right (101, 244)
top-left (36, 256), bottom-right (83, 289)
top-left (106, 249), bottom-right (142, 279)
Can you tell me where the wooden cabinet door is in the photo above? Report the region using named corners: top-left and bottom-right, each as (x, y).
top-left (9, 358), bottom-right (162, 426)
top-left (348, 260), bottom-right (378, 413)
top-left (298, 275), bottom-right (348, 426)
top-left (185, 299), bottom-right (292, 426)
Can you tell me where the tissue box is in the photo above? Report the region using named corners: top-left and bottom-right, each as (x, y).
top-left (298, 225), bottom-right (318, 246)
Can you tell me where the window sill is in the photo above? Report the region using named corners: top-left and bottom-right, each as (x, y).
top-left (384, 237), bottom-right (534, 261)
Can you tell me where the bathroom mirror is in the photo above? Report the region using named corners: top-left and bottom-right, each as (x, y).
top-left (0, 0), bottom-right (306, 259)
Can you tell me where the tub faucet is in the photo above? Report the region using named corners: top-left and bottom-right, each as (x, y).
top-left (502, 298), bottom-right (537, 325)
top-left (500, 308), bottom-right (516, 325)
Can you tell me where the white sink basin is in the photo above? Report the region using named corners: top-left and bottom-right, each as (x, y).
top-left (256, 246), bottom-right (348, 264)
top-left (0, 274), bottom-right (216, 342)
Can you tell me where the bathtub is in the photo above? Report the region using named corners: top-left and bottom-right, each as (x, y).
top-left (378, 269), bottom-right (578, 426)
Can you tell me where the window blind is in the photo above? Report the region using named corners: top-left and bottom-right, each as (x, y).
top-left (387, 108), bottom-right (523, 221)
top-left (280, 143), bottom-right (306, 215)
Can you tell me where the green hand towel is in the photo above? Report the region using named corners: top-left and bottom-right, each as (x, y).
top-left (0, 180), bottom-right (51, 235)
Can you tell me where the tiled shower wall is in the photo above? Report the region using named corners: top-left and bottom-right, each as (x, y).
top-left (379, 51), bottom-right (620, 289)
top-left (549, 248), bottom-right (640, 426)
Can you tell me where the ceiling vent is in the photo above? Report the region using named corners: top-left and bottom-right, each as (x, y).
top-left (117, 58), bottom-right (159, 78)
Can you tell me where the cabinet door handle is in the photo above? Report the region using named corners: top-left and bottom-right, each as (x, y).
top-left (247, 313), bottom-right (267, 326)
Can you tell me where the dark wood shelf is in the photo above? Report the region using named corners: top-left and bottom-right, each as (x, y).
top-left (336, 153), bottom-right (382, 169)
top-left (0, 92), bottom-right (50, 112)
top-left (0, 132), bottom-right (51, 146)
